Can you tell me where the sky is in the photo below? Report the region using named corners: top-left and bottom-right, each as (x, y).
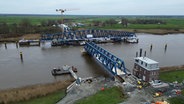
top-left (0, 0), bottom-right (184, 15)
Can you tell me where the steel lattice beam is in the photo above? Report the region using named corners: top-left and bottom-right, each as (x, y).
top-left (84, 42), bottom-right (126, 75)
top-left (41, 29), bottom-right (136, 41)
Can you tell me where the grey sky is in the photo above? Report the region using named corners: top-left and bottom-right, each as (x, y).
top-left (0, 0), bottom-right (184, 15)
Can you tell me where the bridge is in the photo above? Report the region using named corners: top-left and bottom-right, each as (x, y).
top-left (84, 42), bottom-right (127, 76)
top-left (41, 29), bottom-right (136, 41)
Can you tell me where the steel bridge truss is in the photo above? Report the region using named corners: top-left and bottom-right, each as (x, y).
top-left (41, 29), bottom-right (136, 41)
top-left (84, 42), bottom-right (126, 75)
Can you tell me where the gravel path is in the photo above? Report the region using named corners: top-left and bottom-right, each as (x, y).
top-left (57, 77), bottom-right (115, 104)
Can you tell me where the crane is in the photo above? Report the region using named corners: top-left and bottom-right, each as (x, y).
top-left (56, 8), bottom-right (79, 24)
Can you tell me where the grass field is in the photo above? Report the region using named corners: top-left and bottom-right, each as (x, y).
top-left (159, 70), bottom-right (184, 83)
top-left (75, 86), bottom-right (126, 104)
top-left (168, 97), bottom-right (184, 104)
top-left (12, 90), bottom-right (65, 104)
top-left (1, 15), bottom-right (184, 29)
top-left (0, 15), bottom-right (61, 25)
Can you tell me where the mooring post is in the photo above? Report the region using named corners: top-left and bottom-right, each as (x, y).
top-left (5, 42), bottom-right (7, 49)
top-left (136, 52), bottom-right (138, 57)
top-left (20, 52), bottom-right (23, 61)
top-left (139, 48), bottom-right (142, 57)
top-left (144, 51), bottom-right (147, 57)
top-left (165, 44), bottom-right (167, 51)
top-left (16, 41), bottom-right (18, 48)
top-left (150, 44), bottom-right (153, 51)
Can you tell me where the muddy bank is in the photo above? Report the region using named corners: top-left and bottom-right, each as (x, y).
top-left (116, 29), bottom-right (184, 35)
top-left (0, 79), bottom-right (74, 104)
top-left (0, 34), bottom-right (41, 42)
top-left (160, 65), bottom-right (184, 72)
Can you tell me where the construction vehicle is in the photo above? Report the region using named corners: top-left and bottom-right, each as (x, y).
top-left (153, 92), bottom-right (163, 97)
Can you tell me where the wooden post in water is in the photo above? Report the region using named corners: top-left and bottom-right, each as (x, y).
top-left (165, 44), bottom-right (167, 51)
top-left (139, 48), bottom-right (142, 57)
top-left (5, 42), bottom-right (7, 49)
top-left (136, 52), bottom-right (138, 57)
top-left (20, 52), bottom-right (23, 61)
top-left (150, 44), bottom-right (152, 52)
top-left (16, 41), bottom-right (18, 48)
top-left (144, 51), bottom-right (147, 57)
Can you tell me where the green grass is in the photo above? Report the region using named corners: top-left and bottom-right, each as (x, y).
top-left (75, 86), bottom-right (126, 104)
top-left (182, 89), bottom-right (184, 96)
top-left (13, 90), bottom-right (65, 104)
top-left (159, 70), bottom-right (184, 83)
top-left (1, 15), bottom-right (184, 30)
top-left (168, 97), bottom-right (184, 104)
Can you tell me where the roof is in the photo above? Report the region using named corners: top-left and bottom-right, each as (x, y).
top-left (135, 57), bottom-right (158, 64)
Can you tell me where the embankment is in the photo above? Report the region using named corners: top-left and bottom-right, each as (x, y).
top-left (0, 34), bottom-right (40, 42)
top-left (0, 79), bottom-right (74, 104)
top-left (160, 65), bottom-right (184, 72)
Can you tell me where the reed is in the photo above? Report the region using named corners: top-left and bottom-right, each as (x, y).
top-left (0, 79), bottom-right (74, 104)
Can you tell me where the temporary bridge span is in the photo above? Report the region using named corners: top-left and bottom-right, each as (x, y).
top-left (84, 42), bottom-right (127, 76)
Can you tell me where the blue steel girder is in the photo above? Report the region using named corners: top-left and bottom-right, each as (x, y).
top-left (84, 42), bottom-right (126, 75)
top-left (41, 29), bottom-right (136, 41)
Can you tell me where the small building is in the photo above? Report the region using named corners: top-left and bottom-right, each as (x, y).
top-left (133, 57), bottom-right (159, 82)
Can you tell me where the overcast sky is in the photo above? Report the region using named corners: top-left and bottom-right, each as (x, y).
top-left (0, 0), bottom-right (184, 15)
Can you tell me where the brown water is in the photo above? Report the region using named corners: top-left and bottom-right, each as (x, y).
top-left (0, 33), bottom-right (184, 90)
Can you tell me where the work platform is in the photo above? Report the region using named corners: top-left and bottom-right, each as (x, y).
top-left (84, 42), bottom-right (127, 76)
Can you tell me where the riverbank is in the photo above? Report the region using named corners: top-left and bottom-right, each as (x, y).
top-left (160, 65), bottom-right (184, 72)
top-left (117, 29), bottom-right (184, 35)
top-left (0, 34), bottom-right (40, 42)
top-left (0, 79), bottom-right (74, 104)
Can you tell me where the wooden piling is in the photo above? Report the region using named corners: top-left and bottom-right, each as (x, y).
top-left (144, 51), bottom-right (146, 57)
top-left (5, 42), bottom-right (7, 49)
top-left (150, 44), bottom-right (152, 51)
top-left (139, 48), bottom-right (142, 57)
top-left (16, 41), bottom-right (18, 48)
top-left (20, 52), bottom-right (23, 61)
top-left (136, 52), bottom-right (138, 57)
top-left (165, 44), bottom-right (167, 50)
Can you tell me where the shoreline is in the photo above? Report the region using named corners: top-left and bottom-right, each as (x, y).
top-left (117, 29), bottom-right (184, 35)
top-left (0, 29), bottom-right (184, 42)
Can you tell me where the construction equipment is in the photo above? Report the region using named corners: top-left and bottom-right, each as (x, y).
top-left (56, 8), bottom-right (79, 24)
top-left (153, 92), bottom-right (162, 97)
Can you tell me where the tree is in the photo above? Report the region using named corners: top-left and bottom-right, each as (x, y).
top-left (0, 22), bottom-right (9, 34)
top-left (19, 18), bottom-right (32, 34)
top-left (121, 18), bottom-right (128, 27)
top-left (105, 19), bottom-right (117, 26)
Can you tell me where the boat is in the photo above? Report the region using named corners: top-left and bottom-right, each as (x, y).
top-left (18, 39), bottom-right (29, 46)
top-left (125, 36), bottom-right (138, 43)
top-left (19, 39), bottom-right (40, 46)
top-left (51, 65), bottom-right (77, 76)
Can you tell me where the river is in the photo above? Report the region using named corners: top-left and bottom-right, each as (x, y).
top-left (0, 33), bottom-right (184, 90)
